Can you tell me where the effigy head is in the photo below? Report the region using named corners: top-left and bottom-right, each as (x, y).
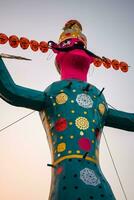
top-left (58, 20), bottom-right (87, 48)
top-left (52, 20), bottom-right (92, 76)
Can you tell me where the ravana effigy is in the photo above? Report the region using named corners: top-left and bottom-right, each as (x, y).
top-left (0, 20), bottom-right (134, 200)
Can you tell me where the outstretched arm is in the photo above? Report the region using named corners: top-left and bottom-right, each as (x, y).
top-left (105, 108), bottom-right (134, 132)
top-left (0, 58), bottom-right (47, 111)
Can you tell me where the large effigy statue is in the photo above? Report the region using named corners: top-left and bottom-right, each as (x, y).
top-left (0, 20), bottom-right (134, 200)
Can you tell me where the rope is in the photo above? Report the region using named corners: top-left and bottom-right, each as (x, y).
top-left (102, 131), bottom-right (128, 200)
top-left (0, 110), bottom-right (35, 133)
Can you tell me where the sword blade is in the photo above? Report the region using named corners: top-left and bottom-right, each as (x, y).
top-left (0, 53), bottom-right (32, 61)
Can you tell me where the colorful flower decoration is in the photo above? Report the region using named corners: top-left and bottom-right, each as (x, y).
top-left (76, 94), bottom-right (93, 109)
top-left (80, 168), bottom-right (100, 186)
top-left (57, 142), bottom-right (66, 152)
top-left (78, 138), bottom-right (91, 151)
top-left (56, 93), bottom-right (68, 104)
top-left (55, 118), bottom-right (67, 132)
top-left (75, 117), bottom-right (89, 130)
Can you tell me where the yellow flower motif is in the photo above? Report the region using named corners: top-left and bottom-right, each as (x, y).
top-left (98, 104), bottom-right (105, 115)
top-left (68, 150), bottom-right (72, 154)
top-left (75, 117), bottom-right (89, 130)
top-left (56, 93), bottom-right (68, 104)
top-left (57, 143), bottom-right (66, 152)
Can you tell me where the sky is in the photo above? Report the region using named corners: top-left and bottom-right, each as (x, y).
top-left (0, 0), bottom-right (134, 199)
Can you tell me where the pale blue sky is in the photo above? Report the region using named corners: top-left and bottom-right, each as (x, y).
top-left (0, 0), bottom-right (134, 200)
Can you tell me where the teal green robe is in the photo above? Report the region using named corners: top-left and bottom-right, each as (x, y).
top-left (0, 58), bottom-right (133, 200)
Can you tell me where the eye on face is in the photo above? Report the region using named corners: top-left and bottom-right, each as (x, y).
top-left (59, 38), bottom-right (85, 49)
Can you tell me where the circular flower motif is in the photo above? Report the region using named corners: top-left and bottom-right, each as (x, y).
top-left (55, 118), bottom-right (67, 132)
top-left (78, 138), bottom-right (91, 151)
top-left (56, 93), bottom-right (68, 104)
top-left (57, 142), bottom-right (66, 152)
top-left (76, 94), bottom-right (93, 109)
top-left (75, 117), bottom-right (89, 130)
top-left (80, 168), bottom-right (100, 186)
top-left (98, 103), bottom-right (105, 115)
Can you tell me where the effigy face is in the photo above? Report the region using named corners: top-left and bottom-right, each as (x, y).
top-left (40, 80), bottom-right (116, 200)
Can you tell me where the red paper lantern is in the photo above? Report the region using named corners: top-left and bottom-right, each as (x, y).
top-left (30, 40), bottom-right (39, 51)
top-left (120, 62), bottom-right (128, 72)
top-left (9, 35), bottom-right (19, 48)
top-left (93, 58), bottom-right (102, 67)
top-left (111, 59), bottom-right (120, 70)
top-left (20, 37), bottom-right (29, 49)
top-left (103, 58), bottom-right (111, 69)
top-left (39, 41), bottom-right (48, 53)
top-left (0, 33), bottom-right (8, 44)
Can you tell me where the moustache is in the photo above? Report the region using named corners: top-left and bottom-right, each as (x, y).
top-left (48, 41), bottom-right (101, 59)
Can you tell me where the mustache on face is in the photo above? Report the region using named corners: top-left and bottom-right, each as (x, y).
top-left (48, 41), bottom-right (101, 59)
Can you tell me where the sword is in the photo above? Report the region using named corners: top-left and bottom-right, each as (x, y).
top-left (0, 53), bottom-right (32, 61)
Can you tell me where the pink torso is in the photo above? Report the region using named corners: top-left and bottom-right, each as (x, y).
top-left (55, 49), bottom-right (94, 82)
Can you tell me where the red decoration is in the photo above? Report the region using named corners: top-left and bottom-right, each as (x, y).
top-left (20, 37), bottom-right (29, 49)
top-left (55, 118), bottom-right (67, 132)
top-left (103, 58), bottom-right (111, 69)
top-left (78, 138), bottom-right (91, 151)
top-left (9, 35), bottom-right (19, 48)
top-left (65, 33), bottom-right (71, 37)
top-left (111, 59), bottom-right (120, 70)
top-left (120, 62), bottom-right (128, 72)
top-left (39, 41), bottom-right (48, 53)
top-left (0, 33), bottom-right (8, 44)
top-left (30, 40), bottom-right (39, 51)
top-left (93, 58), bottom-right (102, 67)
top-left (56, 166), bottom-right (63, 175)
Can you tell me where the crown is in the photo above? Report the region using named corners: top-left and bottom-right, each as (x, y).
top-left (58, 20), bottom-right (87, 47)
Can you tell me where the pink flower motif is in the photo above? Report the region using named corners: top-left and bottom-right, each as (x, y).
top-left (78, 138), bottom-right (91, 151)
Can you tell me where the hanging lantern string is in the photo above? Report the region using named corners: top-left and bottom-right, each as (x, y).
top-left (0, 33), bottom-right (131, 72)
top-left (93, 56), bottom-right (130, 73)
top-left (0, 33), bottom-right (49, 53)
